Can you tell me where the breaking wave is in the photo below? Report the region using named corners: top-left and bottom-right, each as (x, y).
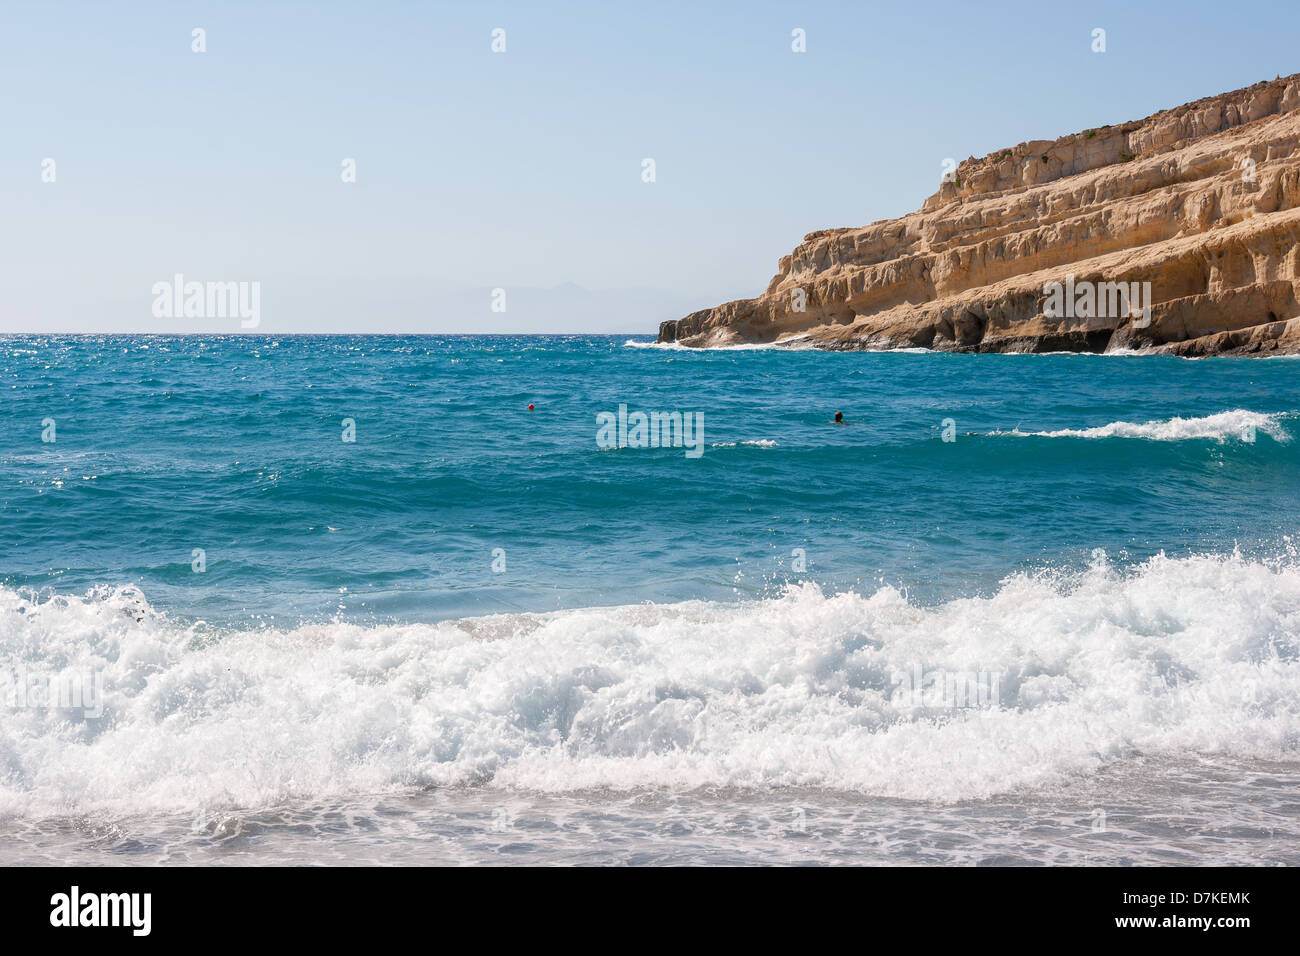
top-left (1008, 409), bottom-right (1290, 442)
top-left (3, 549), bottom-right (1298, 816)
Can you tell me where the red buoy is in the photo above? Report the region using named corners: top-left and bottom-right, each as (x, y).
top-left (528, 404), bottom-right (535, 410)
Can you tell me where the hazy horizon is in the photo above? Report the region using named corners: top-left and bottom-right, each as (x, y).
top-left (4, 0), bottom-right (1299, 333)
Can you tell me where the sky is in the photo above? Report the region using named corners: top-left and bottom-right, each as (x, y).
top-left (3, 0), bottom-right (1299, 333)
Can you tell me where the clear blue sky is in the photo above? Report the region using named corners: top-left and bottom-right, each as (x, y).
top-left (3, 0), bottom-right (1298, 332)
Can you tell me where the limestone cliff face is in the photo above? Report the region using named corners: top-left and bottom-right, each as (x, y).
top-left (657, 74), bottom-right (1300, 355)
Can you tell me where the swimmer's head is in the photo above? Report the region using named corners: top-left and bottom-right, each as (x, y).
top-left (834, 411), bottom-right (843, 423)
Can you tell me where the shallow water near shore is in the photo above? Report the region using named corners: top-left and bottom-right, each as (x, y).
top-left (3, 334), bottom-right (1299, 864)
top-left (3, 757), bottom-right (1296, 866)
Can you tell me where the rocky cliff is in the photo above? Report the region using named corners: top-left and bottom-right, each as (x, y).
top-left (657, 74), bottom-right (1300, 355)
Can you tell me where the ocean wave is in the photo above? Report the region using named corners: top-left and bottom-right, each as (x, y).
top-left (1006, 409), bottom-right (1291, 442)
top-left (622, 337), bottom-right (815, 351)
top-left (2, 550), bottom-right (1299, 816)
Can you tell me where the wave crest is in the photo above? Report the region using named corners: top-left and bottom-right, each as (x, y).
top-left (2, 550), bottom-right (1299, 815)
top-left (1010, 409), bottom-right (1290, 442)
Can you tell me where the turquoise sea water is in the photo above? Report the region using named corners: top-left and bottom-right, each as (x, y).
top-left (2, 334), bottom-right (1299, 864)
top-left (5, 334), bottom-right (1300, 622)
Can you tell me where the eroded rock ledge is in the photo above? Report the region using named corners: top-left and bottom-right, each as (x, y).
top-left (656, 74), bottom-right (1300, 356)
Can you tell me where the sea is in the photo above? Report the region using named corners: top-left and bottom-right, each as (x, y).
top-left (1, 333), bottom-right (1298, 865)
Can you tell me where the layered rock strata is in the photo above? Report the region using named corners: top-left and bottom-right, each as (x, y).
top-left (657, 75), bottom-right (1300, 355)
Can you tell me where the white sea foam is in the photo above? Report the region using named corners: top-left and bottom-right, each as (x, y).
top-left (1010, 409), bottom-right (1290, 442)
top-left (623, 338), bottom-right (814, 351)
top-left (2, 551), bottom-right (1299, 816)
